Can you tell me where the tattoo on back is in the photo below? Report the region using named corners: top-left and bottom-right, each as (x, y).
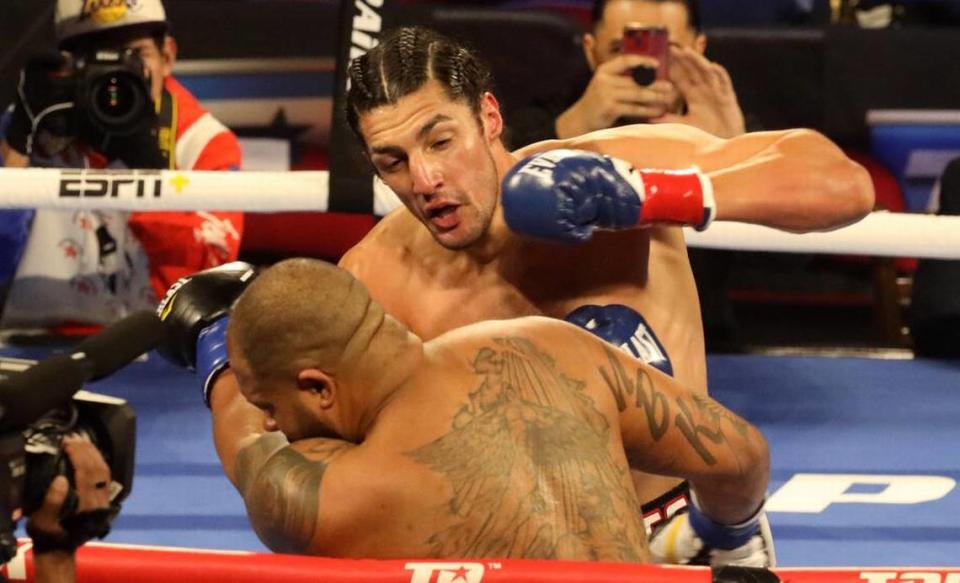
top-left (597, 345), bottom-right (752, 469)
top-left (409, 337), bottom-right (647, 562)
top-left (235, 434), bottom-right (349, 554)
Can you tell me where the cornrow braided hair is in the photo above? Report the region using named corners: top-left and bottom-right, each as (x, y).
top-left (345, 26), bottom-right (494, 146)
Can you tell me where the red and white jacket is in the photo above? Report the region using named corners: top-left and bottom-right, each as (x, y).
top-left (1, 77), bottom-right (243, 330)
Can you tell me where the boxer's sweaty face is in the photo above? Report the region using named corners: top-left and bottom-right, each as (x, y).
top-left (361, 81), bottom-right (500, 250)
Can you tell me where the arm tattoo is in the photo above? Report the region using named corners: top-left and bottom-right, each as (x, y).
top-left (235, 432), bottom-right (288, 495)
top-left (673, 397), bottom-right (724, 465)
top-left (598, 346), bottom-right (751, 468)
top-left (598, 346), bottom-right (669, 440)
top-left (235, 434), bottom-right (349, 553)
top-left (408, 337), bottom-right (647, 562)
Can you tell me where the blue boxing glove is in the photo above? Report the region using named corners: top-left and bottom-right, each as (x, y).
top-left (501, 149), bottom-right (715, 243)
top-left (649, 493), bottom-right (776, 567)
top-left (502, 150), bottom-right (641, 243)
top-left (565, 304), bottom-right (673, 376)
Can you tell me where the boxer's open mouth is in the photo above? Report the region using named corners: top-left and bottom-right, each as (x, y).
top-left (427, 204), bottom-right (459, 229)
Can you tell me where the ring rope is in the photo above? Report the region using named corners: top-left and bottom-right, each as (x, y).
top-left (1, 168), bottom-right (958, 259)
top-left (685, 212), bottom-right (960, 259)
top-left (2, 539), bottom-right (955, 583)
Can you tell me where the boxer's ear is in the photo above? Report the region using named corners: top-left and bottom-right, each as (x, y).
top-left (479, 92), bottom-right (503, 143)
top-left (298, 369), bottom-right (335, 408)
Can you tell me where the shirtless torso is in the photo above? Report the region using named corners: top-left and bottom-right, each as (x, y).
top-left (228, 316), bottom-right (765, 561)
top-left (343, 204), bottom-right (700, 375)
top-left (339, 128), bottom-right (740, 503)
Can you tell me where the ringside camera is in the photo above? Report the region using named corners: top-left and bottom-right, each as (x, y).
top-left (0, 358), bottom-right (137, 564)
top-left (0, 311), bottom-right (157, 563)
top-left (73, 48), bottom-right (156, 139)
top-left (23, 48), bottom-right (156, 150)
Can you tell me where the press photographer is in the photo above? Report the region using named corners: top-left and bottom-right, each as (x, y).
top-left (0, 0), bottom-right (244, 332)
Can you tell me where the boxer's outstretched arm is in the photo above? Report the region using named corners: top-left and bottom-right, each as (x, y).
top-left (209, 370), bottom-right (352, 554)
top-left (525, 124), bottom-right (874, 233)
top-left (589, 340), bottom-right (769, 525)
top-left (696, 127), bottom-right (873, 232)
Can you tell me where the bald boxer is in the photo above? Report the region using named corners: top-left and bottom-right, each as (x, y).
top-left (168, 258), bottom-right (770, 562)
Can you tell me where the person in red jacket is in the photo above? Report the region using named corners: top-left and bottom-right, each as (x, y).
top-left (0, 0), bottom-right (242, 330)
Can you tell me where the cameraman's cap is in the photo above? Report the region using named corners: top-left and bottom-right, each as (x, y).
top-left (55, 0), bottom-right (168, 47)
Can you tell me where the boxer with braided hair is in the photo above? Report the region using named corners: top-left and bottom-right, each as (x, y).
top-left (345, 27), bottom-right (493, 149)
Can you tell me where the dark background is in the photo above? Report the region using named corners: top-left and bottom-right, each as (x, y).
top-left (4, 1), bottom-right (960, 148)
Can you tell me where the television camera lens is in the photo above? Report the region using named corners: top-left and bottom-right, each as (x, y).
top-left (90, 72), bottom-right (145, 128)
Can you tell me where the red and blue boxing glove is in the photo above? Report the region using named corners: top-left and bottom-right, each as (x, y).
top-left (501, 149), bottom-right (716, 243)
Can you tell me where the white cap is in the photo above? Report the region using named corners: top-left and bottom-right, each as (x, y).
top-left (55, 0), bottom-right (167, 45)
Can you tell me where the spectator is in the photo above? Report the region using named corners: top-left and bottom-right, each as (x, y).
top-left (512, 0), bottom-right (749, 350)
top-left (0, 0), bottom-right (243, 331)
top-left (510, 0), bottom-right (746, 147)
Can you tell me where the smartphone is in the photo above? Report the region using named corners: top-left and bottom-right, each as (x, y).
top-left (621, 25), bottom-right (669, 86)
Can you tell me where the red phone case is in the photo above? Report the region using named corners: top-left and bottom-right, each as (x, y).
top-left (622, 26), bottom-right (670, 81)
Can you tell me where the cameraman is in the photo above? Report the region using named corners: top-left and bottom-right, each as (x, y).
top-left (18, 437), bottom-right (113, 583)
top-left (0, 0), bottom-right (243, 332)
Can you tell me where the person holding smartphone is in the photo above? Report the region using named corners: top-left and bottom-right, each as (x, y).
top-left (510, 0), bottom-right (750, 353)
top-left (510, 0), bottom-right (746, 146)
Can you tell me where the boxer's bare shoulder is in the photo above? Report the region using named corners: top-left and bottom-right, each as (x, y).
top-left (338, 209), bottom-right (426, 315)
top-left (340, 209), bottom-right (416, 266)
top-left (340, 208), bottom-right (450, 273)
top-left (514, 124), bottom-right (713, 171)
top-left (446, 315), bottom-right (585, 346)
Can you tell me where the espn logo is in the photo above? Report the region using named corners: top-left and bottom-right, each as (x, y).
top-left (59, 170), bottom-right (162, 199)
top-left (405, 562), bottom-right (486, 583)
top-left (860, 572), bottom-right (960, 583)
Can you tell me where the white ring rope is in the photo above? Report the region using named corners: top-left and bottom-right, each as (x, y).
top-left (0, 168), bottom-right (333, 212)
top-left (684, 213), bottom-right (960, 259)
top-left (1, 167), bottom-right (959, 259)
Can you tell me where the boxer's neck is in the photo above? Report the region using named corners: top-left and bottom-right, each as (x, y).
top-left (461, 149), bottom-right (523, 263)
top-left (345, 324), bottom-right (425, 441)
